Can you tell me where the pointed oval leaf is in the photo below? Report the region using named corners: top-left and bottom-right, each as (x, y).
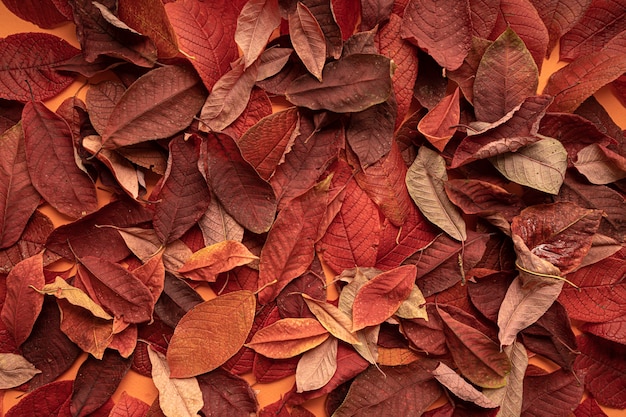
top-left (32, 276), bottom-right (112, 320)
top-left (302, 294), bottom-right (360, 345)
top-left (432, 362), bottom-right (499, 408)
top-left (286, 53), bottom-right (393, 112)
top-left (296, 336), bottom-right (338, 393)
top-left (235, 0), bottom-right (282, 68)
top-left (406, 146), bottom-right (467, 241)
top-left (489, 138), bottom-right (567, 195)
top-left (0, 353), bottom-right (41, 389)
top-left (178, 240), bottom-right (258, 282)
top-left (484, 341), bottom-right (528, 417)
top-left (101, 65), bottom-right (207, 149)
top-left (289, 2), bottom-right (327, 81)
top-left (0, 33), bottom-right (80, 101)
top-left (197, 368), bottom-right (258, 417)
top-left (245, 317), bottom-right (329, 359)
top-left (574, 143), bottom-right (626, 184)
top-left (418, 86), bottom-right (461, 152)
top-left (167, 290), bottom-right (256, 378)
top-left (5, 380), bottom-right (73, 417)
top-left (108, 391), bottom-right (150, 417)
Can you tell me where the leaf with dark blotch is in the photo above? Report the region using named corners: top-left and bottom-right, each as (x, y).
top-left (202, 133), bottom-right (277, 234)
top-left (406, 146), bottom-right (466, 241)
top-left (401, 0), bottom-right (471, 71)
top-left (439, 306), bottom-right (511, 389)
top-left (70, 350), bottom-right (132, 417)
top-left (418, 86), bottom-right (461, 152)
top-left (316, 177), bottom-right (380, 274)
top-left (512, 202), bottom-right (603, 274)
top-left (474, 28), bottom-right (538, 123)
top-left (69, 0), bottom-right (157, 67)
top-left (246, 317), bottom-right (329, 359)
top-left (289, 2), bottom-right (327, 81)
top-left (197, 368), bottom-right (258, 417)
top-left (5, 379), bottom-right (73, 417)
top-left (574, 143), bottom-right (626, 184)
top-left (451, 94), bottom-right (553, 168)
top-left (150, 135), bottom-right (211, 244)
top-left (376, 13), bottom-right (417, 129)
top-left (237, 107), bottom-right (300, 181)
top-left (332, 361), bottom-right (442, 417)
top-left (167, 291), bottom-right (256, 378)
top-left (521, 367), bottom-right (584, 416)
top-left (22, 101), bottom-right (98, 219)
top-left (0, 252), bottom-right (45, 347)
top-left (285, 53), bottom-right (393, 113)
top-left (559, 0), bottom-right (626, 61)
top-left (77, 255), bottom-right (155, 324)
top-left (0, 33), bottom-right (80, 101)
top-left (0, 123), bottom-right (40, 249)
top-left (21, 297), bottom-right (81, 390)
top-left (529, 0), bottom-right (592, 55)
top-left (346, 98), bottom-right (396, 168)
top-left (100, 65), bottom-right (207, 149)
top-left (165, 0), bottom-right (239, 91)
top-left (236, 0), bottom-right (281, 68)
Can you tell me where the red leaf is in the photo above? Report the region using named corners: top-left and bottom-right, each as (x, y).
top-left (108, 392), bottom-right (150, 417)
top-left (1, 0), bottom-right (69, 28)
top-left (237, 107), bottom-right (300, 181)
top-left (302, 0), bottom-right (343, 60)
top-left (202, 132), bottom-right (277, 234)
top-left (316, 177), bottom-right (381, 274)
top-left (0, 33), bottom-right (80, 101)
top-left (165, 0), bottom-right (239, 90)
top-left (70, 350), bottom-right (132, 417)
top-left (150, 135), bottom-right (211, 243)
top-left (401, 0), bottom-right (471, 71)
top-left (236, 0), bottom-right (281, 68)
top-left (573, 397), bottom-right (609, 417)
top-left (22, 101), bottom-right (98, 219)
top-left (559, 0), bottom-right (626, 61)
top-left (529, 0), bottom-right (592, 54)
top-left (5, 380), bottom-right (73, 417)
top-left (332, 0), bottom-right (360, 38)
top-left (253, 353), bottom-right (299, 383)
top-left (197, 368), bottom-right (258, 417)
top-left (0, 123), bottom-right (40, 249)
top-left (289, 2), bottom-right (327, 81)
top-left (469, 0), bottom-right (499, 38)
top-left (223, 87), bottom-right (273, 140)
top-left (346, 98), bottom-right (396, 168)
top-left (258, 179), bottom-right (329, 304)
top-left (521, 367), bottom-right (584, 416)
top-left (418, 86), bottom-right (461, 151)
top-left (445, 178), bottom-right (525, 223)
top-left (0, 252), bottom-right (45, 347)
top-left (575, 333), bottom-right (626, 408)
top-left (100, 65), bottom-right (207, 149)
top-left (581, 316), bottom-right (626, 345)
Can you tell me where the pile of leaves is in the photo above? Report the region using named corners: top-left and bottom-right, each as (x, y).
top-left (1, 0), bottom-right (626, 415)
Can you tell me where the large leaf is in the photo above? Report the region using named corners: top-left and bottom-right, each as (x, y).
top-left (0, 33), bottom-right (80, 101)
top-left (100, 65), bottom-right (207, 149)
top-left (285, 53), bottom-right (393, 112)
top-left (490, 138), bottom-right (567, 195)
top-left (401, 0), bottom-right (471, 71)
top-left (473, 28), bottom-right (539, 123)
top-left (0, 123), bottom-right (40, 249)
top-left (406, 146), bottom-right (466, 241)
top-left (167, 291), bottom-right (255, 378)
top-left (22, 101), bottom-right (98, 219)
top-left (235, 0), bottom-right (281, 68)
top-left (165, 0), bottom-right (240, 90)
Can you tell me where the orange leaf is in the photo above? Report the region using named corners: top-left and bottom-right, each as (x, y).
top-left (167, 290), bottom-right (255, 378)
top-left (178, 240), bottom-right (258, 282)
top-left (246, 317), bottom-right (329, 359)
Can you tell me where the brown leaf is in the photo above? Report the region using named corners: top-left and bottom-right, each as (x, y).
top-left (167, 290), bottom-right (255, 378)
top-left (58, 298), bottom-right (113, 359)
top-left (197, 368), bottom-right (258, 417)
top-left (178, 240), bottom-right (258, 282)
top-left (32, 276), bottom-right (112, 320)
top-left (0, 353), bottom-right (40, 389)
top-left (295, 336), bottom-right (338, 392)
top-left (246, 317), bottom-right (329, 358)
top-left (432, 361), bottom-right (499, 408)
top-left (574, 143), bottom-right (626, 184)
top-left (302, 294), bottom-right (360, 345)
top-left (289, 2), bottom-right (327, 81)
top-left (236, 0), bottom-right (282, 68)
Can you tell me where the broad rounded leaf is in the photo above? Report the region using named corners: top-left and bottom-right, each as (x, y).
top-left (167, 290), bottom-right (256, 378)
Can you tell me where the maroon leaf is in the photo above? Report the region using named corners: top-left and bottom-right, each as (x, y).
top-left (165, 0), bottom-right (239, 90)
top-left (150, 135), bottom-right (211, 244)
top-left (85, 80), bottom-right (126, 136)
top-left (346, 97), bottom-right (396, 168)
top-left (5, 380), bottom-right (73, 417)
top-left (202, 132), bottom-right (277, 234)
top-left (197, 368), bottom-right (258, 417)
top-left (401, 0), bottom-right (471, 71)
top-left (521, 367), bottom-right (585, 416)
top-left (573, 397), bottom-right (609, 417)
top-left (0, 33), bottom-right (80, 102)
top-left (575, 333), bottom-right (626, 408)
top-left (529, 0), bottom-right (592, 54)
top-left (0, 123), bottom-right (40, 249)
top-left (222, 87), bottom-right (273, 140)
top-left (1, 0), bottom-right (69, 28)
top-left (289, 2), bottom-right (327, 81)
top-left (469, 0), bottom-right (499, 38)
top-left (70, 350), bottom-right (132, 417)
top-left (301, 0), bottom-right (343, 59)
top-left (236, 0), bottom-right (281, 68)
top-left (400, 305), bottom-right (447, 355)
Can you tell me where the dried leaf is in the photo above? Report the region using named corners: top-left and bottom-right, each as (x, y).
top-left (289, 2), bottom-right (327, 81)
top-left (296, 336), bottom-right (338, 392)
top-left (574, 143), bottom-right (626, 184)
top-left (0, 353), bottom-right (40, 389)
top-left (432, 361), bottom-right (499, 408)
top-left (236, 0), bottom-right (282, 68)
top-left (302, 294), bottom-right (360, 345)
top-left (418, 87), bottom-right (461, 151)
top-left (246, 317), bottom-right (329, 358)
top-left (178, 240), bottom-right (258, 282)
top-left (32, 276), bottom-right (112, 320)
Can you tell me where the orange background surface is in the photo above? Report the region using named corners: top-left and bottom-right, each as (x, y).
top-left (1, 3), bottom-right (626, 416)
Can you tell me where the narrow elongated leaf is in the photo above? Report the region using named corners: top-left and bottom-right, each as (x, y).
top-left (474, 28), bottom-right (538, 122)
top-left (432, 362), bottom-right (499, 408)
top-left (484, 341), bottom-right (528, 417)
top-left (32, 276), bottom-right (112, 320)
top-left (235, 0), bottom-right (281, 68)
top-left (286, 53), bottom-right (393, 112)
top-left (1, 252), bottom-right (45, 347)
top-left (22, 101), bottom-right (98, 218)
top-left (148, 348), bottom-right (203, 417)
top-left (302, 294), bottom-right (360, 345)
top-left (401, 0), bottom-right (471, 71)
top-left (289, 2), bottom-right (327, 81)
top-left (0, 353), bottom-right (40, 389)
top-left (406, 146), bottom-right (466, 241)
top-left (246, 317), bottom-right (329, 358)
top-left (101, 65), bottom-right (207, 149)
top-left (296, 336), bottom-right (338, 393)
top-left (70, 350), bottom-right (132, 417)
top-left (0, 33), bottom-right (80, 101)
top-left (490, 138), bottom-right (567, 195)
top-left (0, 123), bottom-right (40, 249)
top-left (167, 291), bottom-right (255, 378)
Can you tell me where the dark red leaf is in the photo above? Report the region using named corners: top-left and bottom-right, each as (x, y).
top-left (400, 304), bottom-right (447, 355)
top-left (346, 98), bottom-right (396, 168)
top-left (1, 0), bottom-right (70, 28)
top-left (70, 350), bottom-right (132, 417)
top-left (5, 380), bottom-right (73, 417)
top-left (153, 273), bottom-right (203, 328)
top-left (469, 0), bottom-right (499, 38)
top-left (445, 178), bottom-right (525, 223)
top-left (276, 262), bottom-right (327, 319)
top-left (332, 0), bottom-right (360, 38)
top-left (197, 368), bottom-right (258, 417)
top-left (573, 397), bottom-right (609, 417)
top-left (0, 33), bottom-right (80, 102)
top-left (360, 0), bottom-right (393, 31)
top-left (165, 0), bottom-right (239, 90)
top-left (529, 0), bottom-right (592, 55)
top-left (108, 391), bottom-right (150, 417)
top-left (521, 367), bottom-right (585, 416)
top-left (254, 353), bottom-right (299, 383)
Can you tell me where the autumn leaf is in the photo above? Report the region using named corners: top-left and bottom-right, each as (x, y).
top-left (0, 353), bottom-right (40, 389)
top-left (178, 240), bottom-right (258, 282)
top-left (289, 2), bottom-right (327, 81)
top-left (296, 336), bottom-right (338, 393)
top-left (235, 0), bottom-right (281, 68)
top-left (167, 290), bottom-right (255, 378)
top-left (31, 276), bottom-right (112, 320)
top-left (246, 317), bottom-right (330, 359)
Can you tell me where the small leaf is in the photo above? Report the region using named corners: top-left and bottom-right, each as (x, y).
top-left (0, 353), bottom-right (40, 389)
top-left (432, 362), bottom-right (499, 408)
top-left (418, 86), bottom-right (461, 151)
top-left (296, 336), bottom-right (338, 393)
top-left (31, 276), bottom-right (112, 320)
top-left (178, 240), bottom-right (258, 282)
top-left (484, 340), bottom-right (528, 417)
top-left (406, 146), bottom-right (466, 241)
top-left (302, 294), bottom-right (360, 345)
top-left (246, 317), bottom-right (329, 359)
top-left (574, 143), bottom-right (626, 184)
top-left (167, 290), bottom-right (255, 378)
